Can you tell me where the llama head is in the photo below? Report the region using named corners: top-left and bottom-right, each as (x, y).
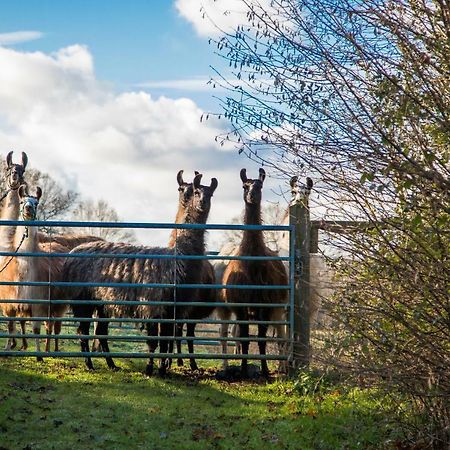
top-left (191, 172), bottom-right (218, 216)
top-left (289, 176), bottom-right (313, 206)
top-left (240, 168), bottom-right (265, 205)
top-left (5, 151), bottom-right (28, 190)
top-left (18, 185), bottom-right (41, 221)
top-left (176, 170), bottom-right (195, 208)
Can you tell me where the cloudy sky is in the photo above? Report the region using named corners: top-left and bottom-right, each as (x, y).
top-left (0, 0), bottom-right (289, 247)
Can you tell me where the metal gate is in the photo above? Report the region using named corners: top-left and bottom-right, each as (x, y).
top-left (0, 220), bottom-right (295, 371)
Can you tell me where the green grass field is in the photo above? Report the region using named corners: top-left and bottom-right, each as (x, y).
top-left (0, 352), bottom-right (404, 450)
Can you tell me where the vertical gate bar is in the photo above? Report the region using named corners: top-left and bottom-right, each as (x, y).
top-left (289, 198), bottom-right (311, 373)
top-left (288, 223), bottom-right (295, 362)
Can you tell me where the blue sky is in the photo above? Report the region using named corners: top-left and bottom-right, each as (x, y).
top-left (1, 1), bottom-right (218, 108)
top-left (0, 0), bottom-right (290, 246)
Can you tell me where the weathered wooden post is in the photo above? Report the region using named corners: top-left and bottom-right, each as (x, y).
top-left (288, 177), bottom-right (312, 373)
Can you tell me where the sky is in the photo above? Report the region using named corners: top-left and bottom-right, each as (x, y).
top-left (0, 0), bottom-right (289, 247)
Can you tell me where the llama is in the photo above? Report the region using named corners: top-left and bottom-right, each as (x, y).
top-left (0, 152), bottom-right (29, 350)
top-left (170, 170), bottom-right (217, 371)
top-left (1, 185), bottom-right (68, 357)
top-left (62, 172), bottom-right (218, 375)
top-left (0, 151), bottom-right (102, 351)
top-left (221, 168), bottom-right (289, 378)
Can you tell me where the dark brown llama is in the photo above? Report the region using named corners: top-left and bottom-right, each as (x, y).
top-left (221, 168), bottom-right (288, 378)
top-left (169, 170), bottom-right (217, 371)
top-left (62, 172), bottom-right (218, 376)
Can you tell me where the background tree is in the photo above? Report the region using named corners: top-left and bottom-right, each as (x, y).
top-left (207, 0), bottom-right (449, 446)
top-left (70, 199), bottom-right (135, 243)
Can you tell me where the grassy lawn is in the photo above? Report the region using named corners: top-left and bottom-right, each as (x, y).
top-left (0, 354), bottom-right (403, 450)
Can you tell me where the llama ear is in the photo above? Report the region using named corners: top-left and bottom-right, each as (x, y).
top-left (306, 177), bottom-right (313, 191)
top-left (21, 152), bottom-right (28, 170)
top-left (18, 184), bottom-right (28, 199)
top-left (35, 186), bottom-right (42, 200)
top-left (193, 172), bottom-right (202, 188)
top-left (177, 170), bottom-right (185, 186)
top-left (6, 151), bottom-right (13, 168)
top-left (259, 168), bottom-right (266, 183)
top-left (290, 176), bottom-right (298, 188)
top-left (194, 171), bottom-right (200, 176)
top-left (210, 178), bottom-right (218, 193)
top-left (240, 169), bottom-right (247, 183)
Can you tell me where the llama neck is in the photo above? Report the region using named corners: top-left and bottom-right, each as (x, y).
top-left (168, 202), bottom-right (188, 248)
top-left (0, 190), bottom-right (20, 251)
top-left (16, 224), bottom-right (38, 253)
top-left (170, 208), bottom-right (208, 255)
top-left (240, 202), bottom-right (266, 254)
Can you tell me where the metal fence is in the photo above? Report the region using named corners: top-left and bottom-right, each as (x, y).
top-left (0, 220), bottom-right (295, 370)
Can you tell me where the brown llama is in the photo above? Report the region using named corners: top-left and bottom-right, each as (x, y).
top-left (1, 185), bottom-right (68, 357)
top-left (169, 170), bottom-right (217, 371)
top-left (221, 168), bottom-right (289, 378)
top-left (62, 172), bottom-right (218, 376)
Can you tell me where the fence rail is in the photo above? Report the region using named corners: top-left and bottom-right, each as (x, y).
top-left (0, 219), bottom-right (296, 371)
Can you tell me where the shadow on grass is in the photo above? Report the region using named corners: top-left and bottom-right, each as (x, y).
top-left (0, 357), bottom-right (398, 450)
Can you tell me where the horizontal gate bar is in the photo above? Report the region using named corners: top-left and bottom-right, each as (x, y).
top-left (0, 317), bottom-right (289, 325)
top-left (0, 280), bottom-right (290, 289)
top-left (0, 351), bottom-right (288, 360)
top-left (0, 333), bottom-right (287, 343)
top-left (0, 220), bottom-right (292, 231)
top-left (0, 299), bottom-right (290, 308)
top-left (0, 251), bottom-right (290, 262)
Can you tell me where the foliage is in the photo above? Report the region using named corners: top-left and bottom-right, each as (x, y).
top-left (206, 0), bottom-right (449, 446)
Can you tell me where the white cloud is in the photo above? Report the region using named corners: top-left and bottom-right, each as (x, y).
top-left (0, 31), bottom-right (44, 45)
top-left (0, 43), bottom-right (294, 249)
top-left (175, 0), bottom-right (276, 38)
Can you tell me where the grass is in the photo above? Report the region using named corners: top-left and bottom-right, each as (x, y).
top-left (0, 354), bottom-right (404, 450)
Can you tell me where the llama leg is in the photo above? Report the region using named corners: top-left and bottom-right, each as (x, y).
top-left (232, 324), bottom-right (242, 355)
top-left (258, 324), bottom-right (269, 377)
top-left (145, 322), bottom-right (158, 376)
top-left (78, 319), bottom-right (94, 370)
top-left (54, 320), bottom-right (62, 352)
top-left (275, 324), bottom-right (288, 374)
top-left (219, 322), bottom-right (229, 369)
top-left (95, 316), bottom-right (117, 370)
top-left (176, 323), bottom-right (184, 367)
top-left (6, 320), bottom-right (17, 350)
top-left (186, 323), bottom-right (198, 371)
top-left (20, 321), bottom-right (28, 350)
top-left (158, 322), bottom-right (171, 376)
top-left (32, 321), bottom-right (43, 362)
top-left (45, 320), bottom-right (53, 352)
top-left (239, 321), bottom-right (250, 378)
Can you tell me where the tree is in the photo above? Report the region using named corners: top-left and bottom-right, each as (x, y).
top-left (207, 0), bottom-right (449, 445)
top-left (70, 199), bottom-right (136, 243)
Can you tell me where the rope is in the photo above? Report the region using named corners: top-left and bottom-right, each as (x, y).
top-left (0, 188), bottom-right (11, 205)
top-left (0, 227), bottom-right (28, 274)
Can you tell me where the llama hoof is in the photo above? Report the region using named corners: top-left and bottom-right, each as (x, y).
top-left (190, 362), bottom-right (199, 371)
top-left (36, 356), bottom-right (44, 362)
top-left (145, 365), bottom-right (154, 377)
top-left (19, 345), bottom-right (28, 351)
top-left (177, 359), bottom-right (184, 367)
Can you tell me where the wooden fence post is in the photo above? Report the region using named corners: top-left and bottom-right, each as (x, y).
top-left (289, 198), bottom-right (311, 373)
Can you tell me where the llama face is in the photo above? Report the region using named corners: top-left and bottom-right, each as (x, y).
top-left (5, 151), bottom-right (27, 190)
top-left (240, 168), bottom-right (265, 205)
top-left (191, 173), bottom-right (218, 214)
top-left (290, 176), bottom-right (313, 206)
top-left (18, 185), bottom-right (41, 221)
top-left (176, 170), bottom-right (194, 208)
